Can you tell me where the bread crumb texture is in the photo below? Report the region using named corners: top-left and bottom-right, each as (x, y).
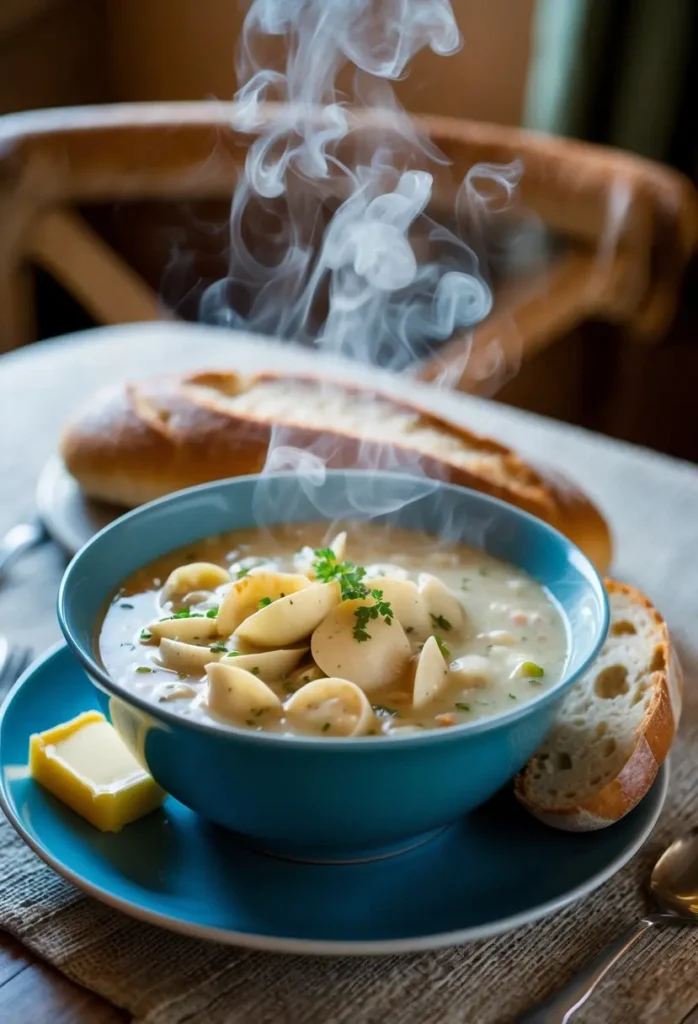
top-left (525, 588), bottom-right (665, 810)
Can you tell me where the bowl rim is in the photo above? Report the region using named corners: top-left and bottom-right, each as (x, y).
top-left (57, 470), bottom-right (610, 750)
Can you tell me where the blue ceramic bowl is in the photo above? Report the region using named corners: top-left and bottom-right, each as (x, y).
top-left (58, 471), bottom-right (609, 861)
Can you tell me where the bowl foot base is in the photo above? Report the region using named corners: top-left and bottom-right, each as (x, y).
top-left (236, 824), bottom-right (452, 865)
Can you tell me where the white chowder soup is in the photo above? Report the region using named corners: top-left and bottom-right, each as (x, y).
top-left (99, 523), bottom-right (568, 738)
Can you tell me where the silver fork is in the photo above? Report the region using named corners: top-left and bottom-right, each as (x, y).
top-left (0, 639), bottom-right (33, 699)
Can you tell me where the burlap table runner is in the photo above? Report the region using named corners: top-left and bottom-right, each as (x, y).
top-left (1, 325), bottom-right (697, 1024)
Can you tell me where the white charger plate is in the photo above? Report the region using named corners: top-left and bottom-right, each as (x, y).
top-left (36, 456), bottom-right (122, 555)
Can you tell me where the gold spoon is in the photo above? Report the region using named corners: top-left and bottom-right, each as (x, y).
top-left (518, 827), bottom-right (698, 1022)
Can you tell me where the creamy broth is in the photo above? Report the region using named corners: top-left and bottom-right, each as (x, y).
top-left (99, 523), bottom-right (568, 737)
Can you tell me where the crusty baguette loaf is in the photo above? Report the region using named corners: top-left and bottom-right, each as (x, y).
top-left (59, 369), bottom-right (612, 571)
top-left (515, 579), bottom-right (681, 831)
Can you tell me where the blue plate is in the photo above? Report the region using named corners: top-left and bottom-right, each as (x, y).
top-left (0, 645), bottom-right (667, 955)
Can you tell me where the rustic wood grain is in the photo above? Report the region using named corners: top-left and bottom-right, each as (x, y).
top-left (0, 932), bottom-right (128, 1023)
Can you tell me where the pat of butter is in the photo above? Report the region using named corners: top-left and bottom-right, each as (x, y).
top-left (29, 711), bottom-right (165, 832)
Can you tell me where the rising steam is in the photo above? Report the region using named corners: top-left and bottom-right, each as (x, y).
top-left (200, 0), bottom-right (521, 374)
top-left (200, 0), bottom-right (522, 524)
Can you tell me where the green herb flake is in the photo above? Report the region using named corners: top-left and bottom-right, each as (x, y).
top-left (252, 667), bottom-right (261, 676)
top-left (253, 708), bottom-right (265, 718)
top-left (353, 590), bottom-right (394, 642)
top-left (310, 550), bottom-right (393, 640)
top-left (509, 693), bottom-right (517, 700)
top-left (225, 651), bottom-right (240, 658)
top-left (206, 607), bottom-right (219, 618)
top-left (236, 567), bottom-right (250, 579)
top-left (160, 608), bottom-right (205, 622)
top-left (311, 549), bottom-right (367, 601)
top-left (455, 702), bottom-right (471, 712)
top-left (405, 626), bottom-right (414, 634)
top-left (433, 635), bottom-right (451, 657)
top-left (258, 597), bottom-right (272, 609)
top-left (120, 642), bottom-right (136, 650)
top-left (139, 629), bottom-right (152, 641)
top-left (120, 602), bottom-right (135, 610)
top-left (521, 661), bottom-right (545, 678)
top-left (209, 643), bottom-right (228, 653)
top-left (430, 613), bottom-right (452, 632)
top-left (136, 666), bottom-right (153, 674)
top-left (245, 719), bottom-right (255, 727)
top-left (321, 722), bottom-right (331, 733)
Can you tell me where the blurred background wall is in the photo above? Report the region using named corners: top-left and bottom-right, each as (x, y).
top-left (1, 0), bottom-right (697, 460)
top-left (105, 0), bottom-right (536, 126)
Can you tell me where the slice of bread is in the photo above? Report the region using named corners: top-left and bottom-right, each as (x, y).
top-left (515, 580), bottom-right (681, 831)
top-left (59, 369), bottom-right (612, 571)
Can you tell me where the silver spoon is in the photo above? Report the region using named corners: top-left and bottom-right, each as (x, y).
top-left (518, 828), bottom-right (698, 1023)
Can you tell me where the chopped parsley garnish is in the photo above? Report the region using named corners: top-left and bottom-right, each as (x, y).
top-left (206, 607), bottom-right (219, 618)
top-left (372, 704), bottom-right (398, 716)
top-left (140, 629), bottom-right (152, 641)
top-left (209, 643), bottom-right (228, 653)
top-left (253, 708), bottom-right (265, 718)
top-left (321, 722), bottom-right (331, 733)
top-left (312, 549), bottom-right (368, 599)
top-left (311, 549), bottom-right (393, 641)
top-left (120, 602), bottom-right (134, 610)
top-left (225, 651), bottom-right (240, 658)
top-left (405, 626), bottom-right (414, 634)
top-left (120, 642), bottom-right (136, 650)
top-left (245, 719), bottom-right (255, 726)
top-left (455, 702), bottom-right (471, 712)
top-left (353, 591), bottom-right (393, 641)
top-left (509, 693), bottom-right (517, 700)
top-left (258, 597), bottom-right (272, 609)
top-left (430, 613), bottom-right (452, 632)
top-left (252, 667), bottom-right (261, 676)
top-left (521, 661), bottom-right (544, 678)
top-left (236, 567), bottom-right (251, 579)
top-left (136, 666), bottom-right (153, 674)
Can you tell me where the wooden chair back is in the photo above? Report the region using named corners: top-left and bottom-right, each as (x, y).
top-left (0, 102), bottom-right (696, 390)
